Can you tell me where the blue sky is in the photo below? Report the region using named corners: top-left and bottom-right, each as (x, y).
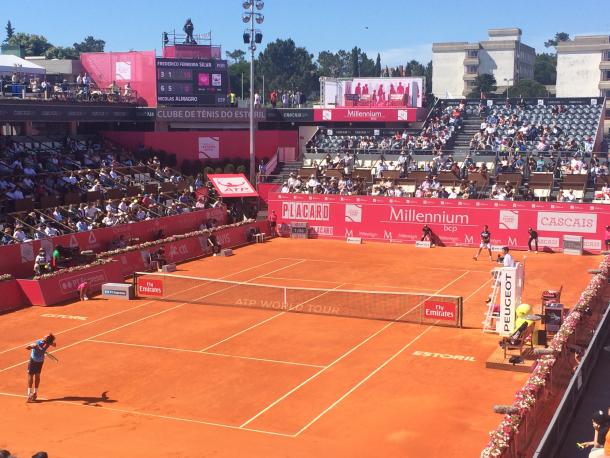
top-left (5, 0), bottom-right (609, 66)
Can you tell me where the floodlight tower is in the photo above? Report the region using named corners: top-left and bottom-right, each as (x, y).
top-left (242, 0), bottom-right (264, 185)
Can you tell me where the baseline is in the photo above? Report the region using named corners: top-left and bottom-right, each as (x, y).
top-left (0, 391), bottom-right (295, 438)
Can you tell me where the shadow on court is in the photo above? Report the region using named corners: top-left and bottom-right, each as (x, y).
top-left (37, 390), bottom-right (117, 406)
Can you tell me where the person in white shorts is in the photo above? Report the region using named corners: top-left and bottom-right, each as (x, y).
top-left (473, 225), bottom-right (492, 261)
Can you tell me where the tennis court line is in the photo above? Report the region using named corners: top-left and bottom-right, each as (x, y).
top-left (0, 257), bottom-right (284, 357)
top-left (88, 339), bottom-right (325, 368)
top-left (292, 274), bottom-right (492, 436)
top-left (278, 257), bottom-right (491, 273)
top-left (0, 259), bottom-right (306, 373)
top-left (0, 391), bottom-right (295, 438)
top-left (200, 282), bottom-right (346, 353)
top-left (261, 276), bottom-right (438, 291)
top-left (239, 270), bottom-right (470, 429)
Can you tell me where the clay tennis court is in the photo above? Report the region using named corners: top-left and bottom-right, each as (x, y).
top-left (0, 238), bottom-right (600, 457)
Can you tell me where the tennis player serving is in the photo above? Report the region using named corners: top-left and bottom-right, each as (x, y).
top-left (26, 334), bottom-right (56, 402)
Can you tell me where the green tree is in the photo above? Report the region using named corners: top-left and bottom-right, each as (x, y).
top-left (424, 61), bottom-right (433, 94)
top-left (544, 32), bottom-right (570, 49)
top-left (255, 38), bottom-right (318, 97)
top-left (226, 49), bottom-right (246, 63)
top-left (406, 59), bottom-right (426, 77)
top-left (350, 47), bottom-right (359, 76)
top-left (5, 20), bottom-right (14, 42)
top-left (228, 59), bottom-right (250, 98)
top-left (467, 73), bottom-right (496, 98)
top-left (73, 36), bottom-right (105, 53)
top-left (359, 54), bottom-right (375, 77)
top-left (534, 53), bottom-right (557, 85)
top-left (501, 79), bottom-right (548, 98)
top-left (45, 46), bottom-right (79, 60)
top-left (317, 50), bottom-right (343, 77)
top-left (347, 47), bottom-right (375, 77)
top-left (7, 33), bottom-right (53, 56)
top-left (374, 53), bottom-right (382, 77)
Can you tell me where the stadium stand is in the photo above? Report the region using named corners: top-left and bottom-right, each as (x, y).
top-left (0, 136), bottom-right (239, 248)
top-left (280, 98), bottom-right (605, 203)
top-left (0, 73), bottom-right (137, 103)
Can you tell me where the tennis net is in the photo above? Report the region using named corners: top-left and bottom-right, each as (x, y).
top-left (133, 272), bottom-right (463, 327)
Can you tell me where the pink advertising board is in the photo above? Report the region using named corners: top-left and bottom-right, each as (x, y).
top-left (268, 193), bottom-right (610, 253)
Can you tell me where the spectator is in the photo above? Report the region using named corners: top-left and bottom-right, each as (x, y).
top-left (33, 248), bottom-right (51, 276)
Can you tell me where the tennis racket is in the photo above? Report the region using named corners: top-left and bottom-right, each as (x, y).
top-left (46, 352), bottom-right (59, 363)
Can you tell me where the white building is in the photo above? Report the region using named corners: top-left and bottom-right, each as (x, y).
top-left (432, 28), bottom-right (535, 98)
top-left (556, 35), bottom-right (610, 135)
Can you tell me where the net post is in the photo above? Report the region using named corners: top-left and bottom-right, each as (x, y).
top-left (458, 296), bottom-right (463, 328)
top-left (283, 287), bottom-right (287, 309)
top-left (132, 272), bottom-right (138, 298)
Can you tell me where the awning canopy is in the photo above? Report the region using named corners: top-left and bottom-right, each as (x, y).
top-left (208, 174), bottom-right (258, 198)
top-left (0, 55), bottom-right (46, 75)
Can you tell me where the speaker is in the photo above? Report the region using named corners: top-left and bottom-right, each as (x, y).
top-left (533, 329), bottom-right (547, 347)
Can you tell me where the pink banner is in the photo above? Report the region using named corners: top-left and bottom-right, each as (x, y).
top-left (103, 130), bottom-right (298, 164)
top-left (0, 208), bottom-right (227, 279)
top-left (10, 221), bottom-right (270, 307)
top-left (80, 51), bottom-right (157, 106)
top-left (0, 280), bottom-right (28, 313)
top-left (162, 45), bottom-right (221, 59)
top-left (268, 193), bottom-right (610, 253)
top-left (313, 107), bottom-right (424, 122)
top-left (208, 174), bottom-right (258, 197)
top-left (110, 221), bottom-right (270, 277)
top-left (18, 262), bottom-right (124, 306)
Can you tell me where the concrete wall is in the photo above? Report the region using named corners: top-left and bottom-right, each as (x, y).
top-left (557, 52), bottom-right (601, 97)
top-left (480, 49), bottom-right (514, 85)
top-left (432, 51), bottom-right (466, 98)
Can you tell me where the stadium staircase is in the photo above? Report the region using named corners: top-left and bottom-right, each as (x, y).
top-left (268, 160), bottom-right (303, 184)
top-left (449, 111), bottom-right (481, 156)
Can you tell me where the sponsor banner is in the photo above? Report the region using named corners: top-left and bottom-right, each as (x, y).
top-left (0, 104), bottom-right (156, 123)
top-left (584, 239), bottom-right (602, 250)
top-left (441, 97), bottom-right (605, 107)
top-left (137, 278), bottom-right (164, 297)
top-left (156, 107), bottom-right (266, 122)
top-left (268, 193), bottom-right (610, 253)
top-left (0, 208), bottom-right (227, 279)
top-left (322, 77), bottom-right (425, 108)
top-left (59, 269), bottom-right (109, 295)
top-left (281, 201), bottom-right (330, 221)
top-left (537, 212), bottom-right (597, 233)
top-left (208, 174), bottom-right (258, 197)
top-left (313, 107), bottom-right (421, 122)
top-left (310, 226), bottom-right (334, 236)
top-left (12, 221), bottom-right (270, 307)
top-left (538, 237), bottom-right (560, 248)
top-left (17, 262), bottom-right (124, 306)
top-left (423, 300), bottom-right (457, 322)
top-left (265, 109), bottom-right (314, 122)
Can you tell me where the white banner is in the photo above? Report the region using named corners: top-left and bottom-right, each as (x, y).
top-left (321, 77), bottom-right (424, 108)
top-left (497, 262), bottom-right (525, 336)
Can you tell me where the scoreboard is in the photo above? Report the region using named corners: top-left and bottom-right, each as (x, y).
top-left (156, 58), bottom-right (229, 106)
